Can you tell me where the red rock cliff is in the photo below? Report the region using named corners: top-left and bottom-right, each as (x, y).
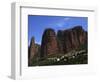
top-left (41, 28), bottom-right (58, 58)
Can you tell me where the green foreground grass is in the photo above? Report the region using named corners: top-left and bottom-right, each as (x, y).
top-left (30, 49), bottom-right (88, 66)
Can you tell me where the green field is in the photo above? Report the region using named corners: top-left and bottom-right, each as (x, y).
top-left (30, 49), bottom-right (88, 66)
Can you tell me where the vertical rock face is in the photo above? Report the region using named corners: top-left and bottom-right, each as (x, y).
top-left (28, 37), bottom-right (36, 65)
top-left (40, 26), bottom-right (87, 58)
top-left (72, 26), bottom-right (87, 45)
top-left (63, 26), bottom-right (87, 53)
top-left (41, 28), bottom-right (58, 58)
top-left (56, 26), bottom-right (87, 54)
top-left (57, 30), bottom-right (65, 54)
top-left (28, 37), bottom-right (41, 66)
top-left (35, 44), bottom-right (41, 58)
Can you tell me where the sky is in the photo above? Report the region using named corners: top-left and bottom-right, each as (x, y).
top-left (28, 15), bottom-right (88, 45)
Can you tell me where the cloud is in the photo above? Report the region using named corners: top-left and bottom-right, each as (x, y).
top-left (64, 17), bottom-right (70, 21)
top-left (47, 17), bottom-right (71, 28)
top-left (56, 22), bottom-right (65, 27)
top-left (56, 18), bottom-right (70, 27)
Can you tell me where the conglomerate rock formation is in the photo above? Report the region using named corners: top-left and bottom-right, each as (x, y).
top-left (41, 28), bottom-right (59, 58)
top-left (28, 37), bottom-right (36, 65)
top-left (40, 26), bottom-right (87, 57)
top-left (61, 26), bottom-right (87, 53)
top-left (28, 26), bottom-right (87, 65)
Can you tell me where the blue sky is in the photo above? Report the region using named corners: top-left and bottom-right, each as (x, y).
top-left (28, 15), bottom-right (88, 45)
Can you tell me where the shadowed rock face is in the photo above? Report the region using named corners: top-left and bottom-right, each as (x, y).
top-left (41, 28), bottom-right (58, 58)
top-left (61, 26), bottom-right (87, 53)
top-left (28, 37), bottom-right (41, 66)
top-left (57, 30), bottom-right (65, 54)
top-left (35, 44), bottom-right (41, 58)
top-left (28, 37), bottom-right (36, 65)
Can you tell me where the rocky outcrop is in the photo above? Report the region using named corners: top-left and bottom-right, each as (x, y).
top-left (28, 37), bottom-right (41, 66)
top-left (57, 30), bottom-right (65, 54)
top-left (41, 28), bottom-right (58, 58)
top-left (58, 26), bottom-right (87, 53)
top-left (29, 26), bottom-right (87, 61)
top-left (28, 37), bottom-right (36, 65)
top-left (35, 44), bottom-right (41, 58)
